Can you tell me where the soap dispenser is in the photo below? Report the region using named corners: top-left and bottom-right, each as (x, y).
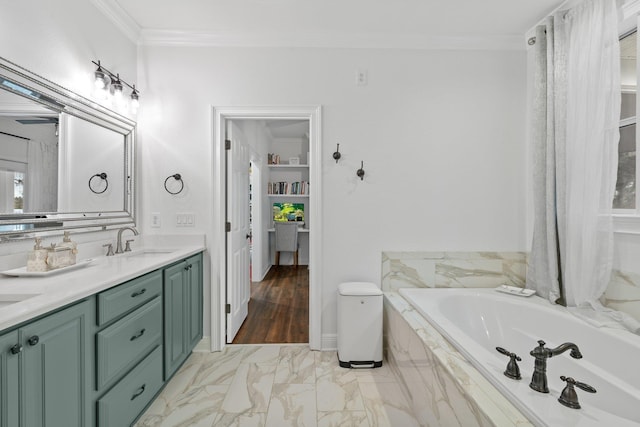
top-left (26, 237), bottom-right (49, 272)
top-left (60, 231), bottom-right (78, 265)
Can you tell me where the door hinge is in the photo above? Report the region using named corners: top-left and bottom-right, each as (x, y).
top-left (225, 222), bottom-right (231, 232)
top-left (225, 139), bottom-right (231, 150)
top-left (225, 303), bottom-right (231, 314)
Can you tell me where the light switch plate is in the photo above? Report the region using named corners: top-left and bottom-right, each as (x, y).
top-left (176, 212), bottom-right (195, 227)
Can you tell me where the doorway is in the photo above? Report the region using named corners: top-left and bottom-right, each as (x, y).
top-left (231, 119), bottom-right (310, 344)
top-left (211, 106), bottom-right (322, 352)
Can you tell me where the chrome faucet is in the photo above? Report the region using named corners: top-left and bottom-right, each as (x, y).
top-left (529, 340), bottom-right (582, 393)
top-left (115, 227), bottom-right (139, 254)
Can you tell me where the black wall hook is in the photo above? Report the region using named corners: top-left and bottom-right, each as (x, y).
top-left (164, 173), bottom-right (184, 195)
top-left (89, 172), bottom-right (108, 194)
top-left (356, 161), bottom-right (365, 180)
top-left (332, 143), bottom-right (341, 163)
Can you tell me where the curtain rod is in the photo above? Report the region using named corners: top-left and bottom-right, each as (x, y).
top-left (0, 130), bottom-right (30, 141)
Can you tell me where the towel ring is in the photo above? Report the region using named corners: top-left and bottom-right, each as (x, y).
top-left (164, 173), bottom-right (184, 195)
top-left (89, 172), bottom-right (108, 194)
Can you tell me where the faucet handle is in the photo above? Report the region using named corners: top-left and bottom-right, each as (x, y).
top-left (124, 239), bottom-right (134, 252)
top-left (102, 243), bottom-right (114, 256)
top-left (496, 347), bottom-right (522, 380)
top-left (558, 376), bottom-right (596, 409)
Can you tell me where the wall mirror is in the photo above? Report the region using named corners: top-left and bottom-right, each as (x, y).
top-left (0, 57), bottom-right (135, 239)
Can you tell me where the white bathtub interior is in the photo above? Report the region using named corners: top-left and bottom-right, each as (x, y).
top-left (398, 288), bottom-right (640, 427)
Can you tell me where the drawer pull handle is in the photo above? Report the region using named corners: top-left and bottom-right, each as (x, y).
top-left (27, 336), bottom-right (39, 346)
top-left (10, 344), bottom-right (22, 355)
top-left (130, 329), bottom-right (146, 341)
top-left (131, 289), bottom-right (146, 298)
top-left (131, 384), bottom-right (146, 401)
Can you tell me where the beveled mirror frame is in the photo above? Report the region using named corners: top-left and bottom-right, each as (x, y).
top-left (0, 56), bottom-right (135, 239)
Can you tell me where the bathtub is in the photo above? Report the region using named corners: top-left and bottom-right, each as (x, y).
top-left (397, 288), bottom-right (640, 427)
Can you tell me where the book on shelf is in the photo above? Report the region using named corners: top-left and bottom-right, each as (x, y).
top-left (267, 181), bottom-right (309, 195)
top-left (268, 153), bottom-right (281, 165)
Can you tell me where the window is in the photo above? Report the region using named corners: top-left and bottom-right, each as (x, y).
top-left (14, 172), bottom-right (23, 213)
top-left (614, 30), bottom-right (638, 210)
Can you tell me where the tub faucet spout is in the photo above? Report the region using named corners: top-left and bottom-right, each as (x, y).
top-left (529, 340), bottom-right (582, 393)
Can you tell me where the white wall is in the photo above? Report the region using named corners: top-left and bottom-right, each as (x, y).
top-left (58, 115), bottom-right (125, 212)
top-left (0, 1), bottom-right (137, 108)
top-left (138, 46), bottom-right (528, 343)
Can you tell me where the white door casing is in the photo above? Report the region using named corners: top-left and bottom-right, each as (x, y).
top-left (225, 121), bottom-right (251, 343)
top-left (211, 106), bottom-right (322, 351)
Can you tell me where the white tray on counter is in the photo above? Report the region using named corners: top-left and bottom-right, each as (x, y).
top-left (1, 258), bottom-right (95, 277)
top-left (495, 284), bottom-right (536, 297)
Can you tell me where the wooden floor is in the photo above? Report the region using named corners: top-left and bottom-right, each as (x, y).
top-left (232, 265), bottom-right (309, 344)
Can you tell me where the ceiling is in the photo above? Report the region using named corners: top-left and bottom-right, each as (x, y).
top-left (264, 120), bottom-right (308, 140)
top-left (94, 0), bottom-right (566, 48)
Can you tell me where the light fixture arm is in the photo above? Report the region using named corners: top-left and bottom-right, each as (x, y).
top-left (91, 60), bottom-right (140, 94)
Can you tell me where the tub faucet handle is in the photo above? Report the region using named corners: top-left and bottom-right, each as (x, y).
top-left (496, 347), bottom-right (522, 380)
top-left (558, 376), bottom-right (596, 409)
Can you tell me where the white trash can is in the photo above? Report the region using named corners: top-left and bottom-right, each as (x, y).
top-left (337, 282), bottom-right (383, 368)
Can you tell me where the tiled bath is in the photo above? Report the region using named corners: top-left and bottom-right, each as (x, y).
top-left (381, 251), bottom-right (531, 426)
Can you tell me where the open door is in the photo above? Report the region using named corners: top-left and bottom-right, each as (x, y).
top-left (225, 121), bottom-right (251, 343)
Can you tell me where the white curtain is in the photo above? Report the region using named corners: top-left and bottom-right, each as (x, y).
top-left (528, 0), bottom-right (640, 332)
top-left (0, 171), bottom-right (15, 213)
top-left (527, 17), bottom-right (565, 304)
top-left (561, 0), bottom-right (619, 307)
top-left (25, 140), bottom-right (57, 212)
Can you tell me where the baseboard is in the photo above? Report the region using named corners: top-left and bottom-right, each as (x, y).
top-left (256, 264), bottom-right (271, 282)
top-left (321, 333), bottom-right (337, 351)
top-left (193, 336), bottom-right (211, 352)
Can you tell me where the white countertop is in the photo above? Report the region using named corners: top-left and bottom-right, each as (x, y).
top-left (0, 244), bottom-right (205, 332)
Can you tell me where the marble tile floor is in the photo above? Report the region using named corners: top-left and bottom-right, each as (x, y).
top-left (135, 344), bottom-right (419, 427)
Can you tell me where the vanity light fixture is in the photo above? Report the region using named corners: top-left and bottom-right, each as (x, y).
top-left (91, 60), bottom-right (140, 111)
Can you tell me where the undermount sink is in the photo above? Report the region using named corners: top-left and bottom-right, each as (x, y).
top-left (0, 293), bottom-right (41, 309)
top-left (121, 249), bottom-right (175, 259)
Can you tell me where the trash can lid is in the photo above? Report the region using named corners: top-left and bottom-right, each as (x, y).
top-left (338, 282), bottom-right (382, 296)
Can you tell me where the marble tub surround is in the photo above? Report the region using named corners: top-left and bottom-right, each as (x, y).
top-left (382, 252), bottom-right (526, 292)
top-left (135, 344), bottom-right (419, 427)
top-left (384, 292), bottom-right (531, 427)
top-left (0, 235), bottom-right (205, 331)
top-left (603, 269), bottom-right (640, 323)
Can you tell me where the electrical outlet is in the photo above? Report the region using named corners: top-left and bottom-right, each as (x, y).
top-left (151, 212), bottom-right (161, 228)
top-left (356, 69), bottom-right (368, 86)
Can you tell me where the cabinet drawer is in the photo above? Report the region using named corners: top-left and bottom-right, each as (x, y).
top-left (97, 270), bottom-right (162, 325)
top-left (97, 345), bottom-right (163, 427)
top-left (96, 297), bottom-right (162, 390)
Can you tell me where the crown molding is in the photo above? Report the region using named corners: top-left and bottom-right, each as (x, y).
top-left (90, 1), bottom-right (525, 51)
top-left (139, 29), bottom-right (525, 51)
top-left (90, 0), bottom-right (141, 44)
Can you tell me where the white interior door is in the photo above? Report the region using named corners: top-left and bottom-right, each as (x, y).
top-left (226, 121), bottom-right (251, 343)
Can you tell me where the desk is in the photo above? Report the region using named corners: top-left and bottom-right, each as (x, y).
top-left (268, 228), bottom-right (309, 265)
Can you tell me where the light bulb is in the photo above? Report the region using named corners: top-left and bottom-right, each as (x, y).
top-left (130, 88), bottom-right (139, 114)
top-left (94, 65), bottom-right (108, 89)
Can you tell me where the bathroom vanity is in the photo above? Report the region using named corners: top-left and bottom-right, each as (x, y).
top-left (0, 246), bottom-right (203, 427)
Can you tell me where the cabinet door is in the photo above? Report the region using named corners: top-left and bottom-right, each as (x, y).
top-left (21, 300), bottom-right (92, 427)
top-left (163, 262), bottom-right (188, 379)
top-left (0, 331), bottom-right (19, 427)
top-left (186, 253), bottom-right (203, 350)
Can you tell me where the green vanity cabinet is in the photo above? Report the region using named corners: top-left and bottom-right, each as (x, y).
top-left (0, 299), bottom-right (93, 427)
top-left (0, 250), bottom-right (204, 427)
top-left (163, 253), bottom-right (203, 379)
top-left (0, 331), bottom-right (19, 427)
